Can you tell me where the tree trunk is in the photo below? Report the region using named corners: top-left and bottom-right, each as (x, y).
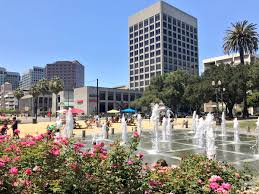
top-left (242, 93), bottom-right (249, 118)
top-left (239, 46), bottom-right (245, 64)
top-left (35, 97), bottom-right (38, 122)
top-left (55, 93), bottom-right (58, 118)
top-left (226, 103), bottom-right (234, 118)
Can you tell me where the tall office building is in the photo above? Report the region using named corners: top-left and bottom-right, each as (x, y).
top-left (0, 67), bottom-right (20, 90)
top-left (46, 60), bottom-right (85, 90)
top-left (20, 66), bottom-right (45, 90)
top-left (128, 1), bottom-right (199, 90)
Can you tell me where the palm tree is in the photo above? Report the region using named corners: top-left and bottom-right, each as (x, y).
top-left (223, 20), bottom-right (259, 117)
top-left (37, 78), bottom-right (50, 116)
top-left (13, 88), bottom-right (24, 111)
top-left (49, 76), bottom-right (64, 117)
top-left (29, 84), bottom-right (40, 122)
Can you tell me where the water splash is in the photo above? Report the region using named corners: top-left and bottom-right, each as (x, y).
top-left (162, 117), bottom-right (167, 141)
top-left (137, 113), bottom-right (142, 135)
top-left (121, 115), bottom-right (128, 143)
top-left (63, 108), bottom-right (73, 138)
top-left (206, 113), bottom-right (216, 160)
top-left (233, 118), bottom-right (240, 143)
top-left (221, 112), bottom-right (226, 136)
top-left (150, 103), bottom-right (160, 152)
top-left (192, 111), bottom-right (197, 133)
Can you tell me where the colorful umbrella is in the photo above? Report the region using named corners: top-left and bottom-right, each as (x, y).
top-left (107, 109), bottom-right (120, 114)
top-left (122, 108), bottom-right (136, 113)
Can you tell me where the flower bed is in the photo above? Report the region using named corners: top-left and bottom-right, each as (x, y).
top-left (0, 133), bottom-right (252, 193)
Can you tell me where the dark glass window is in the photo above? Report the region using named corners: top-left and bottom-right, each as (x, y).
top-left (123, 94), bottom-right (128, 101)
top-left (100, 92), bottom-right (106, 100)
top-left (108, 92), bottom-right (114, 100)
top-left (155, 14), bottom-right (160, 21)
top-left (149, 16), bottom-right (154, 24)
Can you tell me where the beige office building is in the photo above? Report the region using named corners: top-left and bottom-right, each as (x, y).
top-left (203, 54), bottom-right (259, 72)
top-left (128, 1), bottom-right (199, 90)
top-left (74, 86), bottom-right (142, 115)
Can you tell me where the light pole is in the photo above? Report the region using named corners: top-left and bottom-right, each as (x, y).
top-left (212, 80), bottom-right (222, 125)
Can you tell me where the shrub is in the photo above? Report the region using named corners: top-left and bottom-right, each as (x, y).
top-left (0, 132), bottom-right (252, 193)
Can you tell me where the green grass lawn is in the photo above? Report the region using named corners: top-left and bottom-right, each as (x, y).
top-left (226, 119), bottom-right (257, 130)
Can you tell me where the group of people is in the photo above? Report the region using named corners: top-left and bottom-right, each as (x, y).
top-left (0, 117), bottom-right (19, 138)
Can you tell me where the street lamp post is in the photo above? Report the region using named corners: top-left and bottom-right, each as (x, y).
top-left (212, 80), bottom-right (222, 125)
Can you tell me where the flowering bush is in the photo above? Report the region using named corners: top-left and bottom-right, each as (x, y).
top-left (0, 132), bottom-right (252, 193)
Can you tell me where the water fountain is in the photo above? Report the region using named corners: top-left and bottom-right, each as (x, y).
top-left (161, 116), bottom-right (167, 141)
top-left (150, 103), bottom-right (160, 152)
top-left (55, 116), bottom-right (63, 138)
top-left (196, 117), bottom-right (206, 148)
top-left (251, 117), bottom-right (259, 155)
top-left (102, 123), bottom-right (108, 140)
top-left (205, 113), bottom-right (216, 159)
top-left (233, 118), bottom-right (240, 143)
top-left (192, 111), bottom-right (197, 133)
top-left (221, 111), bottom-right (226, 136)
top-left (63, 108), bottom-right (73, 138)
top-left (121, 115), bottom-right (128, 144)
top-left (137, 113), bottom-right (142, 135)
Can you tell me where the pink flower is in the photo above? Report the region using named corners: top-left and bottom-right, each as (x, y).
top-left (127, 160), bottom-right (134, 165)
top-left (13, 157), bottom-right (20, 162)
top-left (209, 182), bottom-right (220, 189)
top-left (197, 179), bottom-right (203, 184)
top-left (24, 168), bottom-right (32, 175)
top-left (209, 175), bottom-right (223, 182)
top-left (148, 180), bottom-right (162, 187)
top-left (221, 182), bottom-right (232, 190)
top-left (27, 141), bottom-right (36, 146)
top-left (50, 148), bottom-right (60, 156)
top-left (133, 131), bottom-right (139, 137)
top-left (216, 187), bottom-right (228, 194)
top-left (136, 152), bottom-right (144, 159)
top-left (0, 135), bottom-right (6, 139)
top-left (9, 167), bottom-right (18, 175)
top-left (14, 129), bottom-right (20, 133)
top-left (0, 162), bottom-right (5, 167)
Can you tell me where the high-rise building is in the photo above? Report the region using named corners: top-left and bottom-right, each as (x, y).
top-left (20, 66), bottom-right (45, 90)
top-left (0, 67), bottom-right (20, 90)
top-left (45, 60), bottom-right (85, 90)
top-left (0, 82), bottom-right (17, 110)
top-left (5, 71), bottom-right (20, 90)
top-left (128, 1), bottom-right (199, 90)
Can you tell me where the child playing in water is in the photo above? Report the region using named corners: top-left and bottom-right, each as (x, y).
top-left (0, 122), bottom-right (8, 135)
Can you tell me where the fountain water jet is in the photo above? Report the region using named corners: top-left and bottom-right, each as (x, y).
top-left (102, 123), bottom-right (108, 140)
top-left (63, 108), bottom-right (74, 138)
top-left (192, 111), bottom-right (197, 133)
top-left (161, 117), bottom-right (167, 141)
top-left (150, 103), bottom-right (160, 152)
top-left (137, 113), bottom-right (142, 135)
top-left (121, 115), bottom-right (128, 144)
top-left (205, 113), bottom-right (216, 159)
top-left (221, 112), bottom-right (226, 136)
top-left (233, 118), bottom-right (240, 143)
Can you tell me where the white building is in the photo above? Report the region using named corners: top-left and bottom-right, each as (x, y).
top-left (0, 82), bottom-right (18, 110)
top-left (203, 53), bottom-right (259, 72)
top-left (129, 1), bottom-right (199, 90)
top-left (73, 86), bottom-right (142, 115)
top-left (20, 66), bottom-right (45, 90)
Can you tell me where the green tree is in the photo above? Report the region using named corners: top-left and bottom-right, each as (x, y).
top-left (13, 88), bottom-right (24, 111)
top-left (29, 84), bottom-right (40, 122)
top-left (131, 71), bottom-right (196, 113)
top-left (49, 76), bottom-right (64, 117)
top-left (223, 20), bottom-right (259, 117)
top-left (202, 64), bottom-right (244, 118)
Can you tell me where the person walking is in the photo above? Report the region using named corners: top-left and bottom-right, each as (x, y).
top-left (11, 117), bottom-right (19, 139)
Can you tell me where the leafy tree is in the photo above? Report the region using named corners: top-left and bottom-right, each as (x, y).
top-left (223, 20), bottom-right (259, 117)
top-left (131, 71), bottom-right (198, 113)
top-left (202, 64), bottom-right (244, 118)
top-left (29, 84), bottom-right (41, 122)
top-left (13, 88), bottom-right (24, 111)
top-left (247, 91), bottom-right (259, 108)
top-left (49, 76), bottom-right (64, 117)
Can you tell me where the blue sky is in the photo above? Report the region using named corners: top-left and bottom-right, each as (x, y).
top-left (0, 0), bottom-right (259, 87)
